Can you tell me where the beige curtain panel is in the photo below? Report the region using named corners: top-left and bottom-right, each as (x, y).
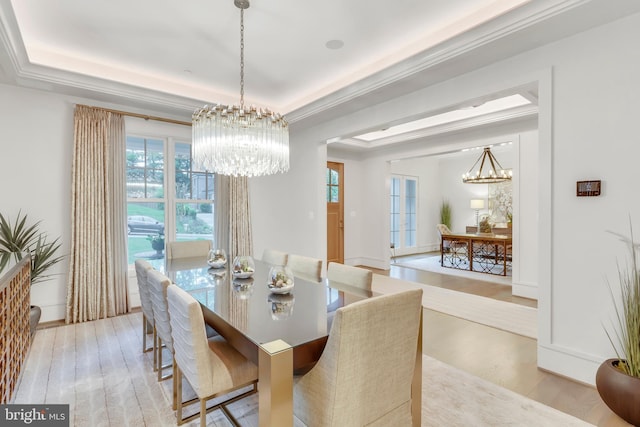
top-left (66, 105), bottom-right (130, 323)
top-left (215, 174), bottom-right (252, 331)
top-left (215, 175), bottom-right (253, 260)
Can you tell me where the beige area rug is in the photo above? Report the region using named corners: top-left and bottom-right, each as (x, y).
top-left (373, 274), bottom-right (537, 339)
top-left (15, 313), bottom-right (588, 426)
top-left (395, 254), bottom-right (512, 285)
top-left (423, 356), bottom-right (592, 426)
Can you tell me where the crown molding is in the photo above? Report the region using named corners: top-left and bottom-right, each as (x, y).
top-left (284, 0), bottom-right (591, 123)
top-left (0, 0), bottom-right (623, 122)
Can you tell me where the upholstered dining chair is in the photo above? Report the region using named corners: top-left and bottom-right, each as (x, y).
top-left (134, 259), bottom-right (157, 368)
top-left (261, 248), bottom-right (288, 266)
top-left (326, 262), bottom-right (373, 291)
top-left (166, 284), bottom-right (258, 426)
top-left (436, 223), bottom-right (467, 266)
top-left (166, 240), bottom-right (212, 260)
top-left (147, 269), bottom-right (174, 383)
top-left (294, 288), bottom-right (423, 427)
top-left (286, 254), bottom-right (323, 282)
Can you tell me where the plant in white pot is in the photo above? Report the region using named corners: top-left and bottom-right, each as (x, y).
top-left (0, 212), bottom-right (65, 338)
top-left (595, 225), bottom-right (640, 426)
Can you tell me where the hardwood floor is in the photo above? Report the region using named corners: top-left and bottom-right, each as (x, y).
top-left (367, 254), bottom-right (630, 427)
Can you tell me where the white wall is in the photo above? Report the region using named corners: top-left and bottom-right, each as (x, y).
top-left (0, 84), bottom-right (73, 322)
top-left (294, 12), bottom-right (640, 386)
top-left (251, 129), bottom-right (327, 265)
top-left (512, 131), bottom-right (539, 299)
top-left (534, 12), bottom-right (640, 385)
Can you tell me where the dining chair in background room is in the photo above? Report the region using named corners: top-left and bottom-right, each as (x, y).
top-left (166, 240), bottom-right (212, 260)
top-left (286, 254), bottom-right (323, 282)
top-left (294, 288), bottom-right (423, 426)
top-left (134, 259), bottom-right (157, 370)
top-left (436, 223), bottom-right (468, 267)
top-left (147, 269), bottom-right (175, 383)
top-left (167, 284), bottom-right (258, 426)
top-left (326, 262), bottom-right (373, 291)
top-left (261, 248), bottom-right (288, 266)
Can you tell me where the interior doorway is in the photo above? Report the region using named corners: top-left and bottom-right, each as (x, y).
top-left (327, 161), bottom-right (344, 264)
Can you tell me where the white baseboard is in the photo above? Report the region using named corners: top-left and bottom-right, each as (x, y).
top-left (392, 244), bottom-right (439, 257)
top-left (538, 343), bottom-right (604, 386)
top-left (39, 303), bottom-right (66, 323)
top-left (512, 280), bottom-right (538, 300)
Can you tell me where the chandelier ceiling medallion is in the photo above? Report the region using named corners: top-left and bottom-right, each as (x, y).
top-left (192, 0), bottom-right (289, 177)
top-left (462, 147), bottom-right (512, 184)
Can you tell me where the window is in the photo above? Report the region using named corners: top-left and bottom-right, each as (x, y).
top-left (326, 168), bottom-right (339, 203)
top-left (126, 135), bottom-right (214, 264)
top-left (390, 177), bottom-right (400, 248)
top-left (390, 175), bottom-right (418, 251)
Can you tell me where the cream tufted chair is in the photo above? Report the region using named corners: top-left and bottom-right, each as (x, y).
top-left (166, 240), bottom-right (212, 260)
top-left (326, 262), bottom-right (373, 292)
top-left (134, 259), bottom-right (157, 367)
top-left (294, 288), bottom-right (423, 426)
top-left (287, 254), bottom-right (323, 282)
top-left (147, 269), bottom-right (174, 383)
top-left (261, 248), bottom-right (288, 266)
top-left (167, 284), bottom-right (258, 426)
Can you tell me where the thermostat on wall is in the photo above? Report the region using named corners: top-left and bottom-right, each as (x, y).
top-left (576, 180), bottom-right (601, 197)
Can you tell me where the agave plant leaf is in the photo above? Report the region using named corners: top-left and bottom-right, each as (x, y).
top-left (0, 211), bottom-right (41, 253)
top-left (31, 235), bottom-right (65, 284)
top-left (0, 212), bottom-right (64, 285)
top-left (0, 252), bottom-right (11, 271)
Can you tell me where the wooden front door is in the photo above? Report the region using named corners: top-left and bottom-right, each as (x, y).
top-left (326, 162), bottom-right (344, 264)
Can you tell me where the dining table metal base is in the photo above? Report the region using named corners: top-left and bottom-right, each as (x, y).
top-left (258, 339), bottom-right (294, 427)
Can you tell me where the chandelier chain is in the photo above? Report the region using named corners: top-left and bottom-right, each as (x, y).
top-left (191, 0), bottom-right (289, 177)
top-left (240, 8), bottom-right (245, 107)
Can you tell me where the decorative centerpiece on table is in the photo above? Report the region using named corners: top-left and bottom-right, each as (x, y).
top-left (267, 265), bottom-right (294, 294)
top-left (268, 293), bottom-right (295, 320)
top-left (595, 225), bottom-right (640, 426)
top-left (479, 217), bottom-right (492, 233)
top-left (232, 278), bottom-right (254, 299)
top-left (207, 269), bottom-right (226, 287)
top-left (232, 255), bottom-right (255, 279)
top-left (207, 249), bottom-right (227, 269)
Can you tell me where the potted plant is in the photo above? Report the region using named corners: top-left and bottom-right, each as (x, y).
top-left (440, 200), bottom-right (452, 229)
top-left (595, 226), bottom-right (640, 426)
top-left (147, 233), bottom-right (165, 256)
top-left (0, 212), bottom-right (64, 337)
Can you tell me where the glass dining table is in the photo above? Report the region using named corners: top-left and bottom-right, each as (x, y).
top-left (150, 256), bottom-right (376, 427)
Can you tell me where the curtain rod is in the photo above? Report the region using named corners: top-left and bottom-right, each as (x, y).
top-left (77, 104), bottom-right (192, 127)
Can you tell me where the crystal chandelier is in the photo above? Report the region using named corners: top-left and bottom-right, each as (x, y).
top-left (192, 0), bottom-right (289, 177)
top-left (462, 147), bottom-right (512, 184)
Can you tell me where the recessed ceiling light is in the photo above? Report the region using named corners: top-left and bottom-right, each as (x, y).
top-left (325, 40), bottom-right (344, 50)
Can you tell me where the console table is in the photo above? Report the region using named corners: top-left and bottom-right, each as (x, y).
top-left (0, 254), bottom-right (31, 403)
top-left (440, 233), bottom-right (512, 276)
